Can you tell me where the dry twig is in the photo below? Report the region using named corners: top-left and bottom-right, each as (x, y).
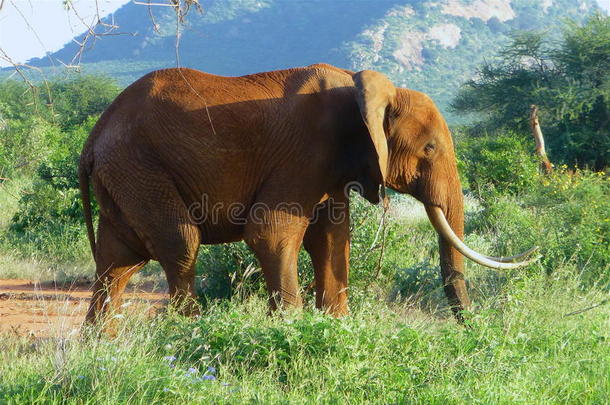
top-left (530, 105), bottom-right (553, 174)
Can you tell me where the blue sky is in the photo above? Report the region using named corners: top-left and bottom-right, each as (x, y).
top-left (1, 0), bottom-right (609, 67)
top-left (0, 0), bottom-right (130, 67)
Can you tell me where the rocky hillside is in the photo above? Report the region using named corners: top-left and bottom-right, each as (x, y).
top-left (26, 0), bottom-right (601, 119)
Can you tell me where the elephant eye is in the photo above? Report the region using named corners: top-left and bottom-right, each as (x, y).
top-left (424, 142), bottom-right (436, 154)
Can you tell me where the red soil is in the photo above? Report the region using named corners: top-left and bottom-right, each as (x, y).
top-left (0, 279), bottom-right (168, 338)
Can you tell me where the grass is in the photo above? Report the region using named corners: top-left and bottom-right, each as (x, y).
top-left (1, 268), bottom-right (609, 404)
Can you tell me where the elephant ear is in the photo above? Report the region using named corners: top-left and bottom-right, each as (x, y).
top-left (353, 70), bottom-right (396, 203)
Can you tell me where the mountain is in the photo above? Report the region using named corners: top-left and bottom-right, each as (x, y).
top-left (23, 0), bottom-right (601, 120)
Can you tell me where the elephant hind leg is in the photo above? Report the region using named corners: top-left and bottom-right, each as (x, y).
top-left (85, 215), bottom-right (149, 328)
top-left (96, 163), bottom-right (202, 316)
top-left (155, 223), bottom-right (201, 316)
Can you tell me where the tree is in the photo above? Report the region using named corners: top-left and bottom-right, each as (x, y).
top-left (451, 13), bottom-right (609, 169)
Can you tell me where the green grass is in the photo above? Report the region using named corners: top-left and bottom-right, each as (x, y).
top-left (1, 267), bottom-right (609, 404)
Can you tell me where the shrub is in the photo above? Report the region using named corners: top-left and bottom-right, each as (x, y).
top-left (467, 168), bottom-right (609, 286)
top-left (458, 132), bottom-right (541, 195)
top-left (196, 242), bottom-right (263, 302)
top-left (390, 260), bottom-right (443, 306)
top-left (0, 77), bottom-right (119, 178)
top-left (7, 117), bottom-right (98, 247)
top-left (0, 118), bottom-right (63, 178)
top-left (1, 78), bottom-right (116, 261)
top-left (45, 76), bottom-right (120, 130)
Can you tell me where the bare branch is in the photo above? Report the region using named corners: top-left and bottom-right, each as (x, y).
top-left (146, 0), bottom-right (161, 33)
top-left (0, 47), bottom-right (40, 112)
top-left (8, 0), bottom-right (55, 68)
top-left (133, 1), bottom-right (178, 6)
top-left (530, 105), bottom-right (553, 174)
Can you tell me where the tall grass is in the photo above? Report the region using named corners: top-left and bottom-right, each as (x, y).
top-left (1, 267), bottom-right (608, 404)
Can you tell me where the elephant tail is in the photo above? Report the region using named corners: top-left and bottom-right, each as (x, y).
top-left (79, 147), bottom-right (96, 259)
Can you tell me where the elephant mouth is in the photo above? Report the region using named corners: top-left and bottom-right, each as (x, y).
top-left (425, 205), bottom-right (540, 269)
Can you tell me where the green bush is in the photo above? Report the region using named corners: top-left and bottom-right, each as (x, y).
top-left (390, 260), bottom-right (443, 305)
top-left (45, 76), bottom-right (120, 130)
top-left (1, 78), bottom-right (116, 261)
top-left (459, 132), bottom-right (541, 195)
top-left (0, 117), bottom-right (63, 178)
top-left (196, 242), bottom-right (263, 302)
top-left (467, 168), bottom-right (609, 286)
top-left (6, 117), bottom-right (99, 258)
top-left (349, 193), bottom-right (438, 288)
top-left (0, 77), bottom-right (119, 178)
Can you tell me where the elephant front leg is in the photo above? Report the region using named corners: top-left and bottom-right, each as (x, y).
top-left (244, 209), bottom-right (308, 312)
top-left (304, 196), bottom-right (350, 317)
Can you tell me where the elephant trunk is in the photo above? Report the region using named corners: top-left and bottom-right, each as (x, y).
top-left (426, 191), bottom-right (470, 321)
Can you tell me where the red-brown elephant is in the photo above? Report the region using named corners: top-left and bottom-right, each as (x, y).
top-left (79, 64), bottom-right (537, 324)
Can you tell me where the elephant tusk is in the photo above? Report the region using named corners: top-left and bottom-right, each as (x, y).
top-left (485, 246), bottom-right (539, 263)
top-left (425, 206), bottom-right (540, 270)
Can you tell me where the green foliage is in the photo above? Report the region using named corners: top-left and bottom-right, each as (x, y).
top-left (344, 193), bottom-right (440, 290)
top-left (557, 14), bottom-right (610, 88)
top-left (45, 76), bottom-right (120, 130)
top-left (0, 117), bottom-right (63, 178)
top-left (36, 116), bottom-right (98, 190)
top-left (452, 14), bottom-right (610, 169)
top-left (0, 77), bottom-right (117, 261)
top-left (458, 132), bottom-right (541, 195)
top-left (467, 168), bottom-right (610, 286)
top-left (390, 260), bottom-right (442, 305)
top-left (10, 182), bottom-right (82, 234)
top-left (196, 242), bottom-right (263, 302)
top-left (0, 77), bottom-right (119, 177)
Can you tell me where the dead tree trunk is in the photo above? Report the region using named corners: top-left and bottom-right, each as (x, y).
top-left (530, 105), bottom-right (553, 174)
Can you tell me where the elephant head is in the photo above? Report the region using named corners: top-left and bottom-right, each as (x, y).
top-left (342, 69), bottom-right (538, 318)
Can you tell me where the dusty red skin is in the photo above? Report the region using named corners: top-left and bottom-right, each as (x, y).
top-left (79, 64), bottom-right (470, 326)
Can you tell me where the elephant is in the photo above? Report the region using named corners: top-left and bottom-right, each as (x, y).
top-left (79, 63), bottom-right (537, 324)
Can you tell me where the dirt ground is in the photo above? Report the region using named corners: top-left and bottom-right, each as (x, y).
top-left (0, 279), bottom-right (168, 338)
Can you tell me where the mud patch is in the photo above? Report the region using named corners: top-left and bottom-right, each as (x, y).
top-left (0, 279), bottom-right (168, 338)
